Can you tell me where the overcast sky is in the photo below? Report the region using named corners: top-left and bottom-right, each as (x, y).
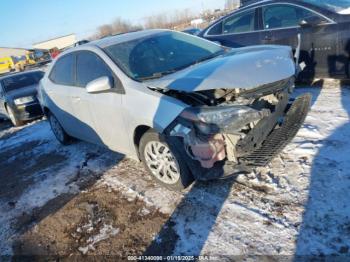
top-left (1, 0), bottom-right (226, 48)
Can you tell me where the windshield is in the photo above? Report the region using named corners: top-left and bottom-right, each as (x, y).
top-left (2, 72), bottom-right (44, 92)
top-left (302, 0), bottom-right (350, 14)
top-left (104, 31), bottom-right (224, 81)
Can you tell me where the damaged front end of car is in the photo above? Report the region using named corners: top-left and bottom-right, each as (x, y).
top-left (162, 77), bottom-right (311, 180)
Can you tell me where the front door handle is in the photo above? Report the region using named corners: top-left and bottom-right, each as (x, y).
top-left (72, 96), bottom-right (81, 101)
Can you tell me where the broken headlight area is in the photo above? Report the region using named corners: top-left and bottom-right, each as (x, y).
top-left (168, 105), bottom-right (272, 169)
top-left (179, 105), bottom-right (271, 135)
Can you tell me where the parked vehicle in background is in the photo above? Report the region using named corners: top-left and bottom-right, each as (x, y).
top-left (74, 40), bottom-right (90, 47)
top-left (0, 57), bottom-right (16, 74)
top-left (0, 56), bottom-right (29, 74)
top-left (13, 53), bottom-right (36, 72)
top-left (27, 49), bottom-right (52, 66)
top-left (199, 0), bottom-right (350, 81)
top-left (0, 71), bottom-right (44, 126)
top-left (182, 28), bottom-right (201, 35)
top-left (38, 29), bottom-right (310, 191)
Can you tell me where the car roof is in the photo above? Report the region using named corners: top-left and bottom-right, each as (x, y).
top-left (0, 70), bottom-right (43, 81)
top-left (237, 0), bottom-right (312, 10)
top-left (237, 0), bottom-right (336, 14)
top-left (87, 29), bottom-right (168, 49)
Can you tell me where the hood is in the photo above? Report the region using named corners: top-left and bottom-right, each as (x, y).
top-left (6, 84), bottom-right (38, 100)
top-left (146, 45), bottom-right (296, 92)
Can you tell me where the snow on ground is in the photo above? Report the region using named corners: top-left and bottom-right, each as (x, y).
top-left (0, 120), bottom-right (122, 255)
top-left (1, 82), bottom-right (350, 257)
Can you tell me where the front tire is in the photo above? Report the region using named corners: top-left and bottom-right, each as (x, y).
top-left (139, 130), bottom-right (194, 191)
top-left (6, 106), bottom-right (23, 127)
top-left (48, 113), bottom-right (71, 145)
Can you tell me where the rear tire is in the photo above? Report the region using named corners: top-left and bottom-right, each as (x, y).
top-left (139, 130), bottom-right (194, 191)
top-left (6, 106), bottom-right (23, 127)
top-left (48, 112), bottom-right (71, 145)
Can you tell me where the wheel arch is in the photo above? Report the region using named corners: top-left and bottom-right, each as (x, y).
top-left (133, 125), bottom-right (152, 160)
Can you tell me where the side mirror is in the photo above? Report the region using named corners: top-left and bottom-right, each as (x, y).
top-left (86, 76), bottom-right (113, 94)
top-left (299, 16), bottom-right (323, 28)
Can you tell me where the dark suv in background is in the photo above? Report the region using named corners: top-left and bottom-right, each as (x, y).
top-left (199, 0), bottom-right (350, 80)
top-left (0, 71), bottom-right (44, 126)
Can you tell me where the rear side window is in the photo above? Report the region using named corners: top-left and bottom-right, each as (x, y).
top-left (263, 4), bottom-right (326, 29)
top-left (49, 54), bottom-right (75, 86)
top-left (76, 52), bottom-right (113, 87)
top-left (223, 10), bottom-right (256, 34)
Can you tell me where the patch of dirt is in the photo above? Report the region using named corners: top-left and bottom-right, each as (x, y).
top-left (13, 185), bottom-right (174, 259)
top-left (0, 140), bottom-right (66, 200)
top-left (12, 193), bottom-right (76, 233)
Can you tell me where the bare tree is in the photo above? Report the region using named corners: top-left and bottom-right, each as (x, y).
top-left (91, 8), bottom-right (201, 40)
top-left (144, 14), bottom-right (169, 29)
top-left (91, 17), bottom-right (143, 39)
top-left (144, 9), bottom-right (195, 30)
top-left (111, 18), bottom-right (142, 34)
top-left (97, 24), bottom-right (114, 38)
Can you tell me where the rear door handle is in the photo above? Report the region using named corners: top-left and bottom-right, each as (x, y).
top-left (264, 35), bottom-right (272, 41)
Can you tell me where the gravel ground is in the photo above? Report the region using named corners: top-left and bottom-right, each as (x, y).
top-left (1, 81), bottom-right (350, 260)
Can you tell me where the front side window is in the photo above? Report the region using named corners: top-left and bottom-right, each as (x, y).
top-left (2, 72), bottom-right (44, 92)
top-left (49, 54), bottom-right (75, 86)
top-left (76, 52), bottom-right (113, 87)
top-left (222, 10), bottom-right (256, 34)
top-left (263, 4), bottom-right (327, 29)
top-left (104, 31), bottom-right (224, 81)
top-left (207, 21), bottom-right (224, 36)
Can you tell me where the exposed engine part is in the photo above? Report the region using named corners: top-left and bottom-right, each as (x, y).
top-left (223, 134), bottom-right (241, 163)
top-left (160, 77), bottom-right (294, 107)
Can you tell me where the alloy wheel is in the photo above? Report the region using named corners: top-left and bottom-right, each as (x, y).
top-left (144, 141), bottom-right (180, 184)
top-left (49, 115), bottom-right (65, 142)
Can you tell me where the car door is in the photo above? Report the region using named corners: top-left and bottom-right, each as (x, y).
top-left (203, 8), bottom-right (260, 48)
top-left (330, 19), bottom-right (350, 78)
top-left (46, 53), bottom-right (80, 137)
top-left (259, 3), bottom-right (337, 78)
top-left (74, 51), bottom-right (129, 153)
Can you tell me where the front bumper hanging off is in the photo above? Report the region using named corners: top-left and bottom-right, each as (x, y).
top-left (185, 93), bottom-right (312, 181)
top-left (239, 93), bottom-right (312, 168)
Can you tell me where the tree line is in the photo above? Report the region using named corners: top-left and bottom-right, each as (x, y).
top-left (90, 2), bottom-right (239, 40)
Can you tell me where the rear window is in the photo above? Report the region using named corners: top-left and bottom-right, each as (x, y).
top-left (2, 72), bottom-right (44, 92)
